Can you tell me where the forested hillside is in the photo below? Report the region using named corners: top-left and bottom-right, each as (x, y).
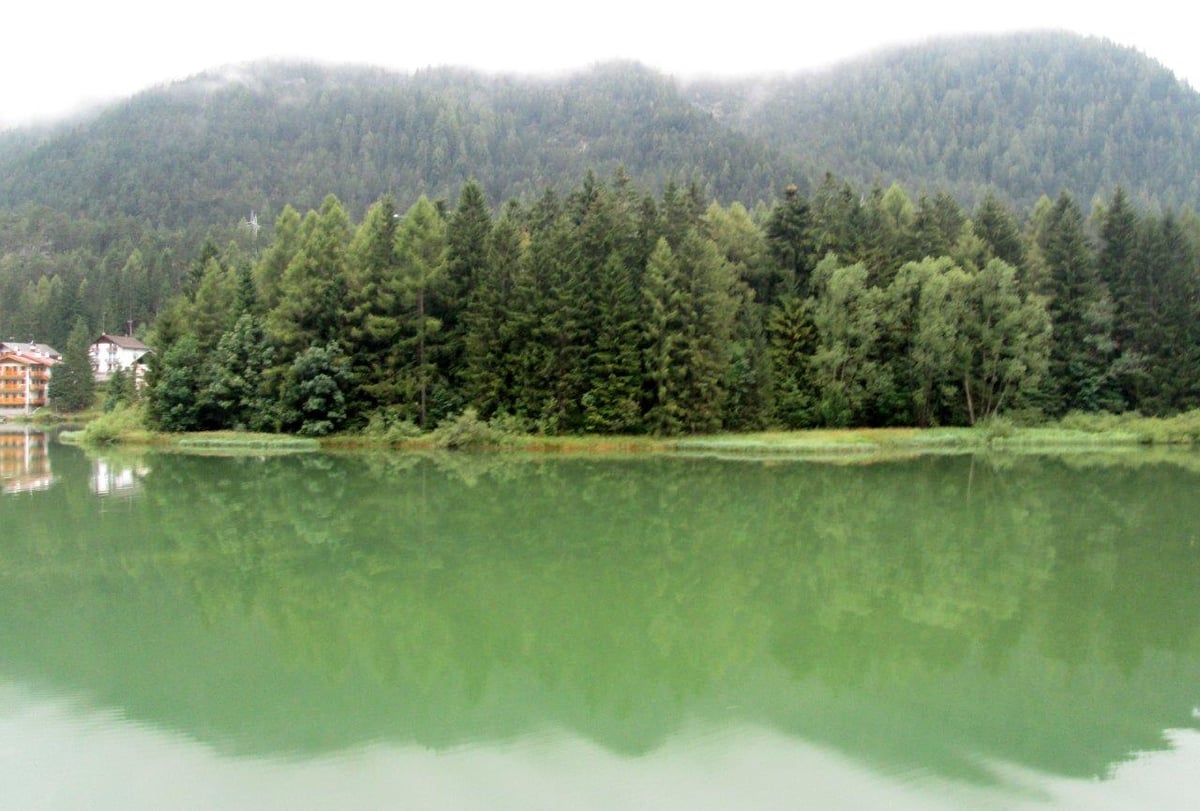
top-left (2, 32), bottom-right (1200, 432)
top-left (688, 32), bottom-right (1200, 209)
top-left (3, 31), bottom-right (1198, 229)
top-left (0, 61), bottom-right (791, 350)
top-left (0, 61), bottom-right (790, 228)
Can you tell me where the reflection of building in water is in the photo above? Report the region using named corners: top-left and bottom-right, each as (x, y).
top-left (0, 429), bottom-right (54, 494)
top-left (90, 459), bottom-right (150, 497)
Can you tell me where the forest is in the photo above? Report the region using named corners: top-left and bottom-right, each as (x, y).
top-left (120, 172), bottom-right (1199, 436)
top-left (2, 32), bottom-right (1199, 435)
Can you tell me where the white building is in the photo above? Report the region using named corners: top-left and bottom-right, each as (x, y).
top-left (88, 334), bottom-right (151, 383)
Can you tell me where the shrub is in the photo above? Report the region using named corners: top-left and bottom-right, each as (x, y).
top-left (80, 405), bottom-right (151, 445)
top-left (487, 411), bottom-right (533, 437)
top-left (364, 409), bottom-right (424, 442)
top-left (977, 414), bottom-right (1016, 441)
top-left (431, 409), bottom-right (504, 450)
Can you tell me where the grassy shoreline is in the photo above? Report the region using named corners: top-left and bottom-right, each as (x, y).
top-left (53, 407), bottom-right (1200, 457)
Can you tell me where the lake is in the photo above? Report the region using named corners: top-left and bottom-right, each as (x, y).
top-left (2, 432), bottom-right (1199, 809)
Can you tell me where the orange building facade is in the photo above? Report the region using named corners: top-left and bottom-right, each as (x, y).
top-left (0, 351), bottom-right (56, 413)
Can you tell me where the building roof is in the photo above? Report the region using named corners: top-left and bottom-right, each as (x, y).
top-left (93, 333), bottom-right (150, 351)
top-left (0, 351), bottom-right (58, 366)
top-left (0, 341), bottom-right (60, 359)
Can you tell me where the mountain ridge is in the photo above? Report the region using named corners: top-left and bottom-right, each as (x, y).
top-left (685, 31), bottom-right (1200, 209)
top-left (2, 30), bottom-right (1199, 229)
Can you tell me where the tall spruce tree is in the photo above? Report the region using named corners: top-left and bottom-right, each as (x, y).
top-left (341, 194), bottom-right (402, 416)
top-left (1135, 213), bottom-right (1200, 413)
top-left (462, 211), bottom-right (523, 418)
top-left (810, 173), bottom-right (865, 263)
top-left (255, 205), bottom-right (304, 313)
top-left (764, 184), bottom-right (816, 300)
top-left (768, 294), bottom-right (818, 428)
top-left (641, 231), bottom-right (738, 434)
top-left (1037, 192), bottom-right (1119, 414)
top-left (581, 252), bottom-right (643, 433)
top-left (51, 318), bottom-right (96, 413)
top-left (973, 192), bottom-right (1026, 271)
top-left (442, 181), bottom-right (493, 394)
top-left (641, 237), bottom-right (688, 435)
top-left (394, 196), bottom-right (449, 428)
top-left (1096, 187), bottom-right (1145, 409)
top-left (206, 313), bottom-right (275, 431)
top-left (266, 196), bottom-right (351, 366)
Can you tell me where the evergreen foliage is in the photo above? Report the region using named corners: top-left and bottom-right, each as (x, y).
top-left (104, 367), bottom-right (134, 412)
top-left (106, 169), bottom-right (1199, 436)
top-left (4, 32), bottom-right (1200, 356)
top-left (146, 334), bottom-right (210, 431)
top-left (0, 35), bottom-right (1193, 440)
top-left (51, 318), bottom-right (96, 413)
top-left (691, 31), bottom-right (1200, 209)
top-left (1037, 193), bottom-right (1120, 415)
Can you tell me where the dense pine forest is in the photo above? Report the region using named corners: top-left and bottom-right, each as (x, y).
top-left (2, 32), bottom-right (1199, 434)
top-left (137, 173), bottom-right (1200, 435)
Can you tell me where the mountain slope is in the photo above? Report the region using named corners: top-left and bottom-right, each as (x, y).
top-left (1, 31), bottom-right (1199, 232)
top-left (689, 31), bottom-right (1200, 208)
top-left (0, 61), bottom-right (793, 227)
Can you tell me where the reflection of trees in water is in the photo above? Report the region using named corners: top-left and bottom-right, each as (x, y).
top-left (1, 448), bottom-right (1198, 776)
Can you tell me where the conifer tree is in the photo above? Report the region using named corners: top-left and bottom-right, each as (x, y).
top-left (186, 239), bottom-right (221, 297)
top-left (704, 201), bottom-right (774, 429)
top-left (642, 232), bottom-right (738, 434)
top-left (764, 184), bottom-right (816, 300)
top-left (768, 294), bottom-right (818, 428)
top-left (146, 334), bottom-right (213, 431)
top-left (341, 194), bottom-right (402, 416)
top-left (974, 192), bottom-right (1026, 269)
top-left (51, 317), bottom-right (96, 413)
top-left (1095, 187), bottom-right (1145, 409)
top-left (267, 196), bottom-right (351, 369)
top-left (276, 342), bottom-right (351, 436)
top-left (581, 252), bottom-right (643, 433)
top-left (1037, 192), bottom-right (1119, 414)
top-left (394, 196), bottom-right (448, 428)
top-left (1134, 213), bottom-right (1200, 412)
top-left (810, 173), bottom-right (865, 262)
top-left (104, 367), bottom-right (134, 412)
top-left (528, 210), bottom-right (588, 431)
top-left (190, 258), bottom-right (237, 353)
top-left (255, 205), bottom-right (304, 313)
top-left (442, 181), bottom-right (493, 394)
top-left (641, 237), bottom-right (687, 435)
top-left (912, 192), bottom-right (966, 260)
top-left (463, 212), bottom-right (523, 417)
top-left (860, 184), bottom-right (916, 284)
top-left (206, 313), bottom-right (275, 431)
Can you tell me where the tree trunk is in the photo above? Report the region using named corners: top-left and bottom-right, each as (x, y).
top-left (417, 286), bottom-right (427, 429)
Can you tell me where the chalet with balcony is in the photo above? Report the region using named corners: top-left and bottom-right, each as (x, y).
top-left (0, 351), bottom-right (57, 415)
top-left (89, 334), bottom-right (151, 384)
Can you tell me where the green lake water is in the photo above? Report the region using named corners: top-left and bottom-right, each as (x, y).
top-left (2, 433), bottom-right (1199, 809)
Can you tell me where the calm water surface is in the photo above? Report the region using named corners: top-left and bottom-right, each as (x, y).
top-left (2, 432), bottom-right (1199, 809)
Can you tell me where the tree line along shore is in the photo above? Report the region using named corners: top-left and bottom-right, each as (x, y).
top-left (49, 170), bottom-right (1200, 443)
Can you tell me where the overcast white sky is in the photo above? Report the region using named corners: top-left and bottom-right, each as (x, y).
top-left (2, 2), bottom-right (1195, 129)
